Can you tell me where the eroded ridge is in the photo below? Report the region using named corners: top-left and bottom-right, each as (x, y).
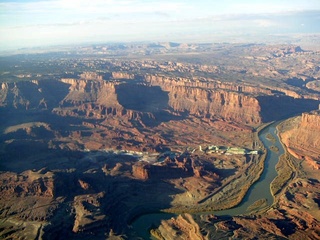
top-left (0, 43), bottom-right (319, 239)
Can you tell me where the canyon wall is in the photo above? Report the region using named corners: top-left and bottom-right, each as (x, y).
top-left (0, 80), bottom-right (70, 109)
top-left (111, 71), bottom-right (135, 79)
top-left (60, 78), bottom-right (121, 108)
top-left (281, 111), bottom-right (320, 169)
top-left (59, 78), bottom-right (264, 125)
top-left (1, 76), bottom-right (318, 126)
top-left (145, 74), bottom-right (272, 95)
top-left (145, 75), bottom-right (266, 124)
top-left (167, 86), bottom-right (262, 124)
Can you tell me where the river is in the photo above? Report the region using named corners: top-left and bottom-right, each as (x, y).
top-left (132, 121), bottom-right (285, 239)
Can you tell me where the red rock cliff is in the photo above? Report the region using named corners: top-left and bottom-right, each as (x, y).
top-left (168, 86), bottom-right (262, 124)
top-left (281, 111), bottom-right (320, 168)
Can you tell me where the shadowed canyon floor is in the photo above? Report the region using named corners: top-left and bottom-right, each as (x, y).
top-left (0, 43), bottom-right (319, 239)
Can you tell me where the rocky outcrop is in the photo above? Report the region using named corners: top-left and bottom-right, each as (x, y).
top-left (156, 202), bottom-right (320, 240)
top-left (132, 156), bottom-right (193, 181)
top-left (79, 72), bottom-right (103, 81)
top-left (0, 80), bottom-right (69, 109)
top-left (60, 78), bottom-right (121, 107)
top-left (168, 86), bottom-right (262, 124)
top-left (146, 74), bottom-right (319, 122)
top-left (153, 214), bottom-right (205, 240)
top-left (306, 80), bottom-right (320, 92)
top-left (145, 74), bottom-right (272, 95)
top-left (57, 78), bottom-right (264, 125)
top-left (272, 45), bottom-right (304, 57)
top-left (280, 111), bottom-right (320, 168)
top-left (132, 156), bottom-right (219, 188)
top-left (132, 163), bottom-right (149, 180)
top-left (0, 170), bottom-right (59, 223)
top-left (111, 72), bottom-right (135, 79)
top-left (1, 74), bottom-right (318, 127)
top-left (72, 192), bottom-right (107, 233)
top-left (145, 75), bottom-right (264, 124)
top-left (0, 170), bottom-right (55, 198)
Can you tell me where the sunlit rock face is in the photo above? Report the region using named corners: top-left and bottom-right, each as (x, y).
top-left (280, 111), bottom-right (320, 168)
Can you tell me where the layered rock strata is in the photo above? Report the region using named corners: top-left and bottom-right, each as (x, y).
top-left (280, 111), bottom-right (320, 169)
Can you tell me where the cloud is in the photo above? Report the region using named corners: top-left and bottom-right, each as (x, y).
top-left (0, 1), bottom-right (319, 51)
top-left (0, 0), bottom-right (184, 16)
top-left (0, 0), bottom-right (187, 32)
top-left (254, 19), bottom-right (277, 27)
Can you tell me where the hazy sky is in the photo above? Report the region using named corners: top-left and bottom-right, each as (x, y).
top-left (1, 0), bottom-right (320, 50)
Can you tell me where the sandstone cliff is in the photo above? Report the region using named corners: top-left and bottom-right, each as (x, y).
top-left (0, 170), bottom-right (55, 198)
top-left (1, 76), bottom-right (318, 127)
top-left (167, 86), bottom-right (262, 124)
top-left (144, 75), bottom-right (264, 124)
top-left (72, 192), bottom-right (107, 233)
top-left (57, 78), bottom-right (264, 125)
top-left (60, 78), bottom-right (121, 108)
top-left (280, 111), bottom-right (320, 168)
top-left (145, 74), bottom-right (272, 95)
top-left (79, 72), bottom-right (103, 81)
top-left (111, 71), bottom-right (135, 79)
top-left (132, 163), bottom-right (149, 180)
top-left (0, 80), bottom-right (69, 109)
top-left (145, 74), bottom-right (318, 124)
top-left (0, 170), bottom-right (59, 223)
top-left (154, 213), bottom-right (205, 240)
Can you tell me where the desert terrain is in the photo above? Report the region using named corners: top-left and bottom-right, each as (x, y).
top-left (0, 42), bottom-right (319, 239)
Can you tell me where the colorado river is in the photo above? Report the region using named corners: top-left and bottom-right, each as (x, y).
top-left (132, 121), bottom-right (285, 239)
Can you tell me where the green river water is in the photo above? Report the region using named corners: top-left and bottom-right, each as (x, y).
top-left (132, 122), bottom-right (285, 239)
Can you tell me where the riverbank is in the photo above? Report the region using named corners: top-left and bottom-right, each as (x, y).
top-left (147, 124), bottom-right (269, 215)
top-left (132, 121), bottom-right (285, 238)
top-left (269, 120), bottom-right (298, 200)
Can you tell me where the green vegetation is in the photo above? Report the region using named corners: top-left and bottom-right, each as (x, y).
top-left (163, 150), bottom-right (267, 214)
top-left (270, 153), bottom-right (294, 196)
top-left (247, 198), bottom-right (268, 212)
top-left (269, 145), bottom-right (279, 153)
top-left (266, 133), bottom-right (276, 143)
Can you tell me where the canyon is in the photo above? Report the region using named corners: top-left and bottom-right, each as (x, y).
top-left (279, 111), bottom-right (320, 169)
top-left (0, 43), bottom-right (319, 239)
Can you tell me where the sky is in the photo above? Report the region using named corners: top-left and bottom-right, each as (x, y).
top-left (0, 0), bottom-right (320, 50)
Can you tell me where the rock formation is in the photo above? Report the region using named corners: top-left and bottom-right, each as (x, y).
top-left (72, 192), bottom-right (107, 233)
top-left (0, 170), bottom-right (58, 223)
top-left (1, 73), bottom-right (318, 127)
top-left (167, 86), bottom-right (262, 124)
top-left (280, 111), bottom-right (320, 169)
top-left (0, 80), bottom-right (69, 109)
top-left (132, 163), bottom-right (149, 180)
top-left (111, 71), bottom-right (135, 79)
top-left (1, 43), bottom-right (320, 239)
top-left (153, 213), bottom-right (205, 240)
top-left (306, 80), bottom-right (320, 92)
